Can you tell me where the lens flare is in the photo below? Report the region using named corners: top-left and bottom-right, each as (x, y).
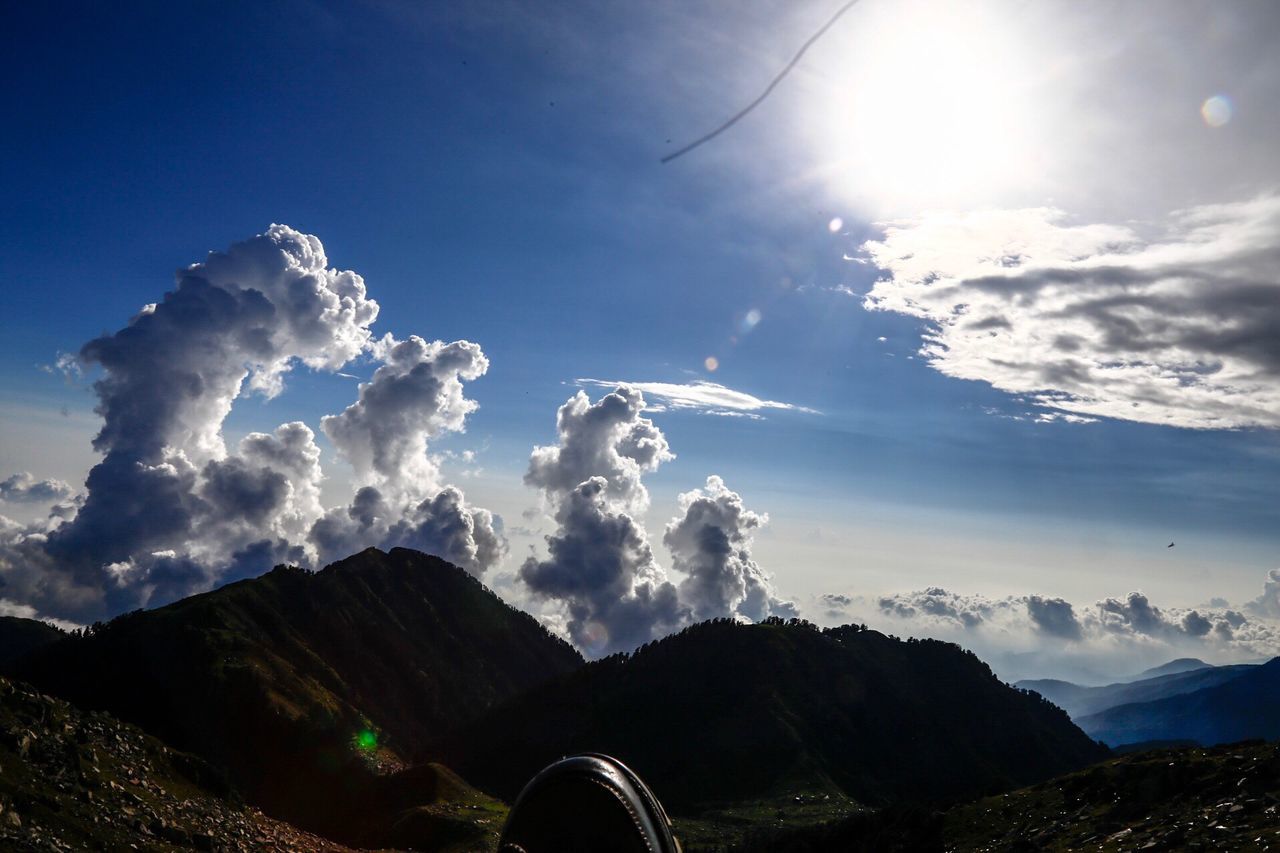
top-left (704, 356), bottom-right (720, 372)
top-left (1201, 95), bottom-right (1232, 128)
top-left (828, 217), bottom-right (844, 233)
top-left (742, 309), bottom-right (762, 333)
top-left (355, 729), bottom-right (377, 750)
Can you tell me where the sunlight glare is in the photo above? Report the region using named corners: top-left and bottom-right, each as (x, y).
top-left (805, 0), bottom-right (1039, 213)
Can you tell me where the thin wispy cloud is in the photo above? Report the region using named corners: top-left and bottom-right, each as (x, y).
top-left (575, 379), bottom-right (818, 417)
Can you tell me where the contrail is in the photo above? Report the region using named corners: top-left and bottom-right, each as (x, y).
top-left (661, 0), bottom-right (864, 164)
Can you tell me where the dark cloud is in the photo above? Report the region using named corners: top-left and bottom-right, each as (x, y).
top-left (1025, 595), bottom-right (1083, 641)
top-left (521, 477), bottom-right (686, 656)
top-left (519, 387), bottom-right (692, 656)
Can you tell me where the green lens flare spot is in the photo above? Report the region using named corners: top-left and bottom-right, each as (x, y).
top-left (356, 729), bottom-right (377, 750)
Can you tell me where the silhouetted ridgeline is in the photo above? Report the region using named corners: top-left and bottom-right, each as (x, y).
top-left (7, 547), bottom-right (580, 843)
top-left (0, 615), bottom-right (64, 667)
top-left (438, 617), bottom-right (1109, 813)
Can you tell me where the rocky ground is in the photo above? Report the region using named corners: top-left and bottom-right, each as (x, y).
top-left (0, 676), bottom-right (361, 852)
top-left (734, 740), bottom-right (1280, 851)
top-left (943, 740), bottom-right (1280, 851)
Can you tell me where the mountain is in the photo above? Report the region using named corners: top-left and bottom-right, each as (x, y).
top-left (732, 740), bottom-right (1280, 851)
top-left (1016, 663), bottom-right (1257, 719)
top-left (0, 616), bottom-right (64, 667)
top-left (1134, 657), bottom-right (1212, 680)
top-left (0, 675), bottom-right (352, 851)
top-left (437, 619), bottom-right (1109, 816)
top-left (1079, 657), bottom-right (1280, 747)
top-left (8, 547), bottom-right (580, 844)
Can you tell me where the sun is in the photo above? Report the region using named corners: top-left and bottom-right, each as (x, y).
top-left (800, 0), bottom-right (1042, 214)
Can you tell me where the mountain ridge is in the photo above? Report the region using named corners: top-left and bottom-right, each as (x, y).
top-left (1016, 662), bottom-right (1258, 719)
top-left (0, 616), bottom-right (64, 667)
top-left (438, 618), bottom-right (1109, 815)
top-left (1079, 656), bottom-right (1280, 747)
top-left (7, 547), bottom-right (581, 843)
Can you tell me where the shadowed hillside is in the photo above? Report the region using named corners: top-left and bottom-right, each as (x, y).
top-left (732, 740), bottom-right (1280, 852)
top-left (0, 616), bottom-right (64, 667)
top-left (0, 675), bottom-right (354, 851)
top-left (438, 619), bottom-right (1109, 815)
top-left (7, 547), bottom-right (580, 843)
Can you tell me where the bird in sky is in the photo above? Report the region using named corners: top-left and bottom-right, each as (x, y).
top-left (1168, 542), bottom-right (1176, 548)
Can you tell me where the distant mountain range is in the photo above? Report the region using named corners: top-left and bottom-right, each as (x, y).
top-left (439, 619), bottom-right (1109, 813)
top-left (7, 547), bottom-right (580, 845)
top-left (1016, 663), bottom-right (1258, 719)
top-left (1078, 658), bottom-right (1280, 747)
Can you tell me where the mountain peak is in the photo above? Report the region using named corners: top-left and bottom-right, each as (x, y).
top-left (1135, 658), bottom-right (1211, 680)
top-left (8, 547), bottom-right (582, 844)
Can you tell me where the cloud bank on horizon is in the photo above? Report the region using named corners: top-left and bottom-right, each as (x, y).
top-left (817, 574), bottom-right (1280, 683)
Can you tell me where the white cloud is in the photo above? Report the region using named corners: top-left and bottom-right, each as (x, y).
top-left (0, 226), bottom-right (504, 620)
top-left (0, 473), bottom-right (74, 505)
top-left (861, 196), bottom-right (1280, 429)
top-left (664, 475), bottom-right (794, 622)
top-left (828, 571), bottom-right (1280, 682)
top-left (575, 378), bottom-right (818, 417)
top-left (521, 386), bottom-right (685, 656)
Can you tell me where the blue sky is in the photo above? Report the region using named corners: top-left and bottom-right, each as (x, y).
top-left (3, 0), bottom-right (1279, 677)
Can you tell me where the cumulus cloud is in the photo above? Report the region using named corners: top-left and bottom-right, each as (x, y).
top-left (820, 592), bottom-right (853, 620)
top-left (310, 332), bottom-right (505, 576)
top-left (520, 387), bottom-right (805, 655)
top-left (521, 387), bottom-right (686, 656)
top-left (1245, 568), bottom-right (1280, 619)
top-left (860, 196), bottom-right (1280, 429)
top-left (0, 226), bottom-right (503, 621)
top-left (0, 473), bottom-right (73, 504)
top-left (526, 386), bottom-right (673, 515)
top-left (878, 587), bottom-right (1006, 629)
top-left (664, 475), bottom-right (795, 622)
top-left (1026, 595), bottom-right (1083, 641)
top-left (521, 476), bottom-right (686, 656)
top-left (575, 378), bottom-right (818, 417)
top-left (322, 334), bottom-right (488, 494)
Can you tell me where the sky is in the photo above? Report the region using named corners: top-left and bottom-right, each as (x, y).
top-left (2, 0), bottom-right (1279, 680)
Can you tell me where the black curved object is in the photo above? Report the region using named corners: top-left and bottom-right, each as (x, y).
top-left (499, 753), bottom-right (681, 853)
